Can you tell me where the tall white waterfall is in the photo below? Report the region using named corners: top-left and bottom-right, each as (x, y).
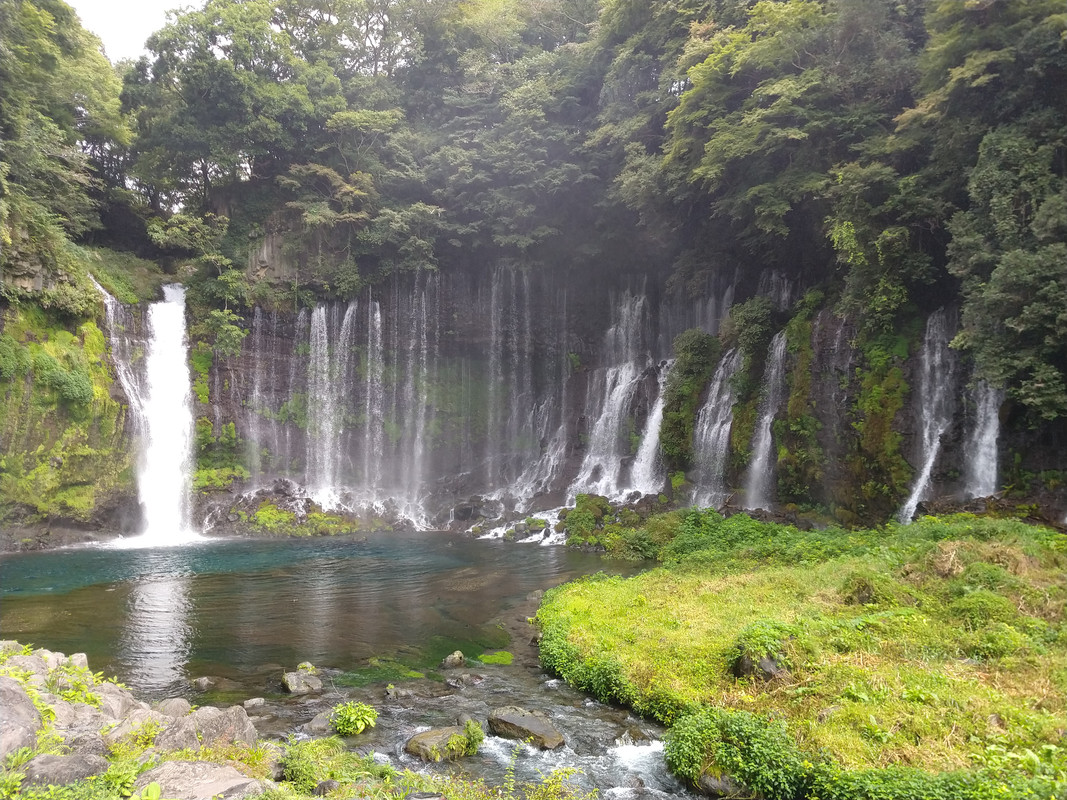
top-left (692, 349), bottom-right (743, 509)
top-left (897, 309), bottom-right (956, 523)
top-left (138, 286), bottom-right (197, 543)
top-left (963, 380), bottom-right (1003, 499)
top-left (95, 280), bottom-right (198, 545)
top-left (743, 331), bottom-right (788, 511)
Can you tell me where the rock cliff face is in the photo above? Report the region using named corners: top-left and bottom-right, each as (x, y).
top-left (185, 256), bottom-right (1066, 530)
top-left (4, 254), bottom-right (1066, 540)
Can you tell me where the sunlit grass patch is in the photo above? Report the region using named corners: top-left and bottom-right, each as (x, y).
top-left (538, 514), bottom-right (1067, 786)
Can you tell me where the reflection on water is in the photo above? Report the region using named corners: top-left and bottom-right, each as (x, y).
top-left (0, 533), bottom-right (628, 700)
top-left (121, 575), bottom-right (193, 697)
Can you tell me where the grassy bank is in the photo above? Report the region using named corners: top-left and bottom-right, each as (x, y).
top-left (537, 513), bottom-right (1067, 798)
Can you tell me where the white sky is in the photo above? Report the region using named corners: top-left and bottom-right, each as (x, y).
top-left (67, 0), bottom-right (191, 63)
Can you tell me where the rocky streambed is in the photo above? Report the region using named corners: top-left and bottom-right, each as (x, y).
top-left (0, 638), bottom-right (692, 800)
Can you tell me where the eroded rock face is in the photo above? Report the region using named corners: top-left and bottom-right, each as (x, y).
top-left (0, 676), bottom-right (41, 760)
top-left (487, 706), bottom-right (564, 750)
top-left (21, 754), bottom-right (109, 787)
top-left (134, 760), bottom-right (264, 800)
top-left (155, 706), bottom-right (258, 751)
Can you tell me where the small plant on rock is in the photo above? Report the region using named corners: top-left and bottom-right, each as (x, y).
top-left (329, 701), bottom-right (378, 736)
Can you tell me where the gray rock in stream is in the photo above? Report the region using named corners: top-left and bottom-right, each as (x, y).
top-left (157, 697), bottom-right (193, 718)
top-left (0, 676), bottom-right (41, 759)
top-left (21, 754), bottom-right (109, 787)
top-left (488, 706), bottom-right (565, 749)
top-left (404, 726), bottom-right (467, 761)
top-left (282, 670), bottom-right (322, 694)
top-left (134, 760), bottom-right (264, 800)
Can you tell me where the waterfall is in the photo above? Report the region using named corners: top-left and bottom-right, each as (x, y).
top-left (897, 309), bottom-right (957, 523)
top-left (363, 296), bottom-right (385, 490)
top-left (963, 380), bottom-right (1003, 499)
top-left (743, 331), bottom-right (788, 511)
top-left (570, 291), bottom-right (650, 499)
top-left (629, 360), bottom-right (671, 495)
top-left (95, 280), bottom-right (198, 545)
top-left (692, 349), bottom-right (743, 509)
top-left (306, 302), bottom-right (357, 509)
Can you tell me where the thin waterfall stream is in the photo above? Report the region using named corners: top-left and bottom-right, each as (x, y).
top-left (743, 331), bottom-right (788, 511)
top-left (897, 309), bottom-right (956, 523)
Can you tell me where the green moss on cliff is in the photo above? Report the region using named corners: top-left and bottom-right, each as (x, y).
top-left (776, 295), bottom-right (824, 507)
top-left (660, 329), bottom-right (721, 472)
top-left (0, 305), bottom-right (133, 523)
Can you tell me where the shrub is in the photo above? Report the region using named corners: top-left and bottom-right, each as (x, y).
top-left (665, 708), bottom-right (805, 799)
top-left (329, 701), bottom-right (377, 736)
top-left (446, 719), bottom-right (485, 758)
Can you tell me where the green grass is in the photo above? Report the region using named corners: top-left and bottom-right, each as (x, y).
top-left (537, 513), bottom-right (1067, 794)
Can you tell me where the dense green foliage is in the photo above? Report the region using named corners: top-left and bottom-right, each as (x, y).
top-left (538, 513), bottom-right (1067, 795)
top-left (3, 0), bottom-right (1063, 423)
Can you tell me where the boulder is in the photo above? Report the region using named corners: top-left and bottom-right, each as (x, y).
top-left (21, 754), bottom-right (108, 787)
top-left (96, 681), bottom-right (144, 720)
top-left (697, 772), bottom-right (755, 799)
top-left (404, 726), bottom-right (466, 762)
top-left (63, 730), bottom-right (108, 757)
top-left (315, 779), bottom-right (342, 796)
top-left (134, 760), bottom-right (263, 800)
top-left (0, 676), bottom-right (41, 760)
top-left (69, 652), bottom-right (89, 670)
top-left (487, 707), bottom-right (564, 750)
top-left (158, 698), bottom-right (193, 718)
top-left (103, 708), bottom-right (170, 747)
top-left (303, 711), bottom-right (332, 735)
top-left (192, 677), bottom-right (216, 691)
top-left (155, 706), bottom-right (258, 751)
top-left (282, 670), bottom-right (322, 694)
top-left (732, 652), bottom-right (790, 683)
top-left (4, 654), bottom-right (49, 688)
top-left (439, 651), bottom-right (466, 669)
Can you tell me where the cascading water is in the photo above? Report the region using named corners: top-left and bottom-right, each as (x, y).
top-left (95, 280), bottom-right (198, 545)
top-left (897, 309), bottom-right (956, 523)
top-left (306, 302), bottom-right (357, 509)
top-left (962, 380), bottom-right (1003, 499)
top-left (692, 349), bottom-right (743, 509)
top-left (743, 331), bottom-right (788, 511)
top-left (629, 360), bottom-right (672, 495)
top-left (569, 291), bottom-right (651, 500)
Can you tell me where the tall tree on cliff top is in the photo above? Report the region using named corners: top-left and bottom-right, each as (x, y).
top-left (900, 0), bottom-right (1067, 419)
top-left (0, 0), bottom-right (127, 303)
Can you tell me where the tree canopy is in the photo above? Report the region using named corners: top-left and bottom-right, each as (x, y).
top-left (2, 0), bottom-right (1065, 417)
